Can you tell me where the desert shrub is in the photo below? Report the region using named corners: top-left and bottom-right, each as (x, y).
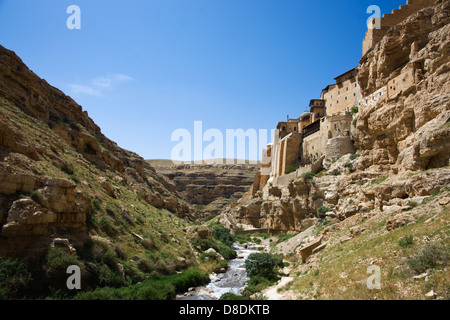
top-left (311, 193), bottom-right (318, 201)
top-left (99, 215), bottom-right (118, 236)
top-left (142, 238), bottom-right (157, 251)
top-left (191, 238), bottom-right (236, 260)
top-left (286, 164), bottom-right (299, 174)
top-left (45, 247), bottom-right (82, 275)
top-left (0, 258), bottom-right (34, 299)
top-left (399, 235), bottom-right (414, 248)
top-left (407, 243), bottom-right (449, 274)
top-left (242, 275), bottom-right (277, 297)
top-left (332, 169), bottom-right (341, 176)
top-left (351, 105), bottom-right (359, 114)
top-left (30, 190), bottom-right (42, 204)
top-left (302, 172), bottom-right (316, 180)
top-left (73, 267), bottom-right (208, 300)
top-left (317, 206), bottom-right (330, 219)
top-left (407, 201), bottom-right (419, 210)
top-left (372, 176), bottom-right (388, 185)
top-left (220, 293), bottom-right (250, 300)
top-left (69, 174), bottom-right (80, 184)
top-left (101, 250), bottom-right (118, 269)
top-left (350, 153), bottom-right (360, 161)
top-left (200, 251), bottom-right (219, 262)
top-left (69, 122), bottom-right (81, 131)
top-left (91, 197), bottom-right (102, 211)
top-left (62, 165), bottom-right (74, 175)
top-left (212, 225), bottom-right (235, 246)
top-left (245, 253), bottom-right (283, 280)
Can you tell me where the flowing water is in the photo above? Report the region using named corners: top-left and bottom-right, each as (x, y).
top-left (177, 243), bottom-right (264, 300)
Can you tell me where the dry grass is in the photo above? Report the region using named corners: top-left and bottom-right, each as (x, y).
top-left (281, 190), bottom-right (450, 300)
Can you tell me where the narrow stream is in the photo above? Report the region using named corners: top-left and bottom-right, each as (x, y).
top-left (177, 243), bottom-right (264, 300)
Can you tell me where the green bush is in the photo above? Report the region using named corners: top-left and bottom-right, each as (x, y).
top-left (245, 253), bottom-right (283, 280)
top-left (99, 215), bottom-right (118, 236)
top-left (219, 293), bottom-right (250, 300)
top-left (407, 243), bottom-right (449, 274)
top-left (0, 258), bottom-right (34, 299)
top-left (350, 153), bottom-right (360, 161)
top-left (69, 174), bottom-right (80, 184)
top-left (46, 247), bottom-right (83, 275)
top-left (399, 235), bottom-right (414, 248)
top-left (212, 225), bottom-right (235, 246)
top-left (200, 251), bottom-right (219, 262)
top-left (73, 267), bottom-right (208, 300)
top-left (302, 172), bottom-right (316, 180)
top-left (243, 275), bottom-right (277, 297)
top-left (317, 206), bottom-right (330, 219)
top-left (192, 238), bottom-right (236, 260)
top-left (70, 122), bottom-right (81, 131)
top-left (351, 105), bottom-right (359, 115)
top-left (286, 164), bottom-right (299, 174)
top-left (91, 197), bottom-right (102, 211)
top-left (332, 169), bottom-right (341, 176)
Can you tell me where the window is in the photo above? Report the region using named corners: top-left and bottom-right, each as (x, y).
top-left (355, 83), bottom-right (358, 87)
top-left (294, 127), bottom-right (297, 131)
top-left (345, 97), bottom-right (347, 100)
top-left (337, 100), bottom-right (339, 104)
top-left (354, 93), bottom-right (356, 96)
top-left (346, 87), bottom-right (348, 91)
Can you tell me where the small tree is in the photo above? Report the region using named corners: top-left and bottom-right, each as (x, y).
top-left (212, 225), bottom-right (235, 247)
top-left (245, 253), bottom-right (283, 280)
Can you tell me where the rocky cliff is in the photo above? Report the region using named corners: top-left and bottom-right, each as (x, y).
top-left (148, 159), bottom-right (259, 217)
top-left (0, 44), bottom-right (192, 259)
top-left (221, 0), bottom-right (450, 234)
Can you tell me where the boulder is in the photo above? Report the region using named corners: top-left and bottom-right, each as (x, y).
top-left (298, 236), bottom-right (323, 263)
top-left (386, 213), bottom-right (415, 232)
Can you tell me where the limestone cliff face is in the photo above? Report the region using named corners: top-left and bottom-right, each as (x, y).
top-left (0, 45), bottom-right (189, 257)
top-left (221, 1), bottom-right (450, 233)
top-left (355, 1), bottom-right (450, 172)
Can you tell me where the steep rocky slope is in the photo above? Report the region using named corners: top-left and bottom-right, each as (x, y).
top-left (148, 159), bottom-right (259, 217)
top-left (0, 44), bottom-right (199, 295)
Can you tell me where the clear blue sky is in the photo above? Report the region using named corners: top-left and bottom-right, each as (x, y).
top-left (0, 0), bottom-right (404, 161)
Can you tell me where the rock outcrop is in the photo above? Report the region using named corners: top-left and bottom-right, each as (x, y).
top-left (0, 44), bottom-right (191, 258)
top-left (355, 1), bottom-right (450, 172)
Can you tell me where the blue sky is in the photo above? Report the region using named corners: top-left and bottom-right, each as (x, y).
top-left (0, 0), bottom-right (404, 160)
